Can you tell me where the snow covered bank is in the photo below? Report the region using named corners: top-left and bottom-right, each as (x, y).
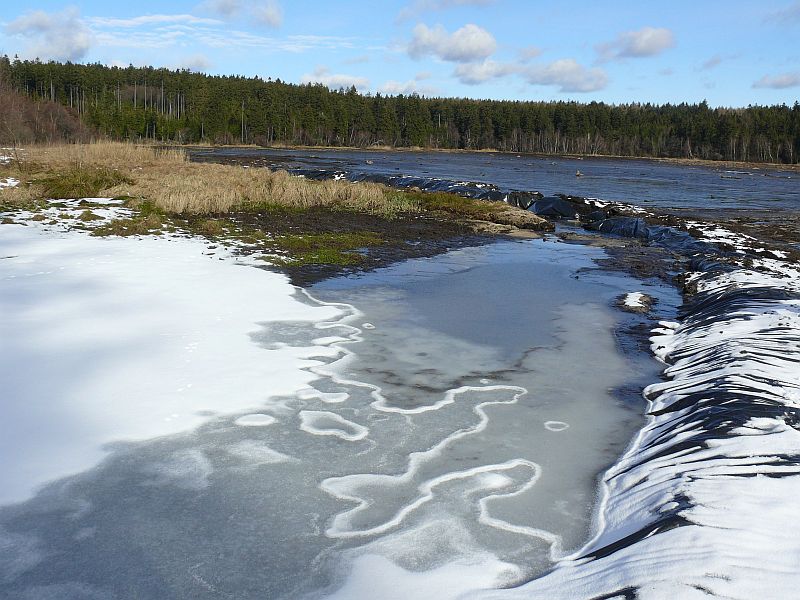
top-left (472, 257), bottom-right (800, 599)
top-left (0, 222), bottom-right (343, 505)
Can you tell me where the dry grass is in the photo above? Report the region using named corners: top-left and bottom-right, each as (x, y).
top-left (106, 163), bottom-right (407, 215)
top-left (3, 141), bottom-right (418, 217)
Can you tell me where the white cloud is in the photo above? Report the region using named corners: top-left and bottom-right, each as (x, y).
top-left (253, 1), bottom-right (283, 28)
top-left (518, 46), bottom-right (543, 63)
top-left (454, 59), bottom-right (517, 85)
top-left (178, 54), bottom-right (212, 72)
top-left (301, 66), bottom-right (369, 91)
top-left (752, 72), bottom-right (800, 89)
top-left (5, 7), bottom-right (92, 62)
top-left (525, 59), bottom-right (608, 93)
top-left (202, 0), bottom-right (241, 18)
top-left (89, 14), bottom-right (223, 27)
top-left (596, 27), bottom-right (675, 62)
top-left (344, 54), bottom-right (370, 65)
top-left (201, 0), bottom-right (282, 28)
top-left (398, 0), bottom-right (495, 20)
top-left (379, 78), bottom-right (439, 96)
top-left (408, 23), bottom-right (496, 63)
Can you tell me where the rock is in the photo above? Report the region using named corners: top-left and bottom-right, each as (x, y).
top-left (490, 206), bottom-right (554, 231)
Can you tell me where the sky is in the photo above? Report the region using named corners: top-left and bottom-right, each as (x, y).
top-left (1, 0), bottom-right (799, 107)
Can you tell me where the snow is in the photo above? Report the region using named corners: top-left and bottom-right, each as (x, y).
top-left (469, 255), bottom-right (800, 599)
top-left (622, 291), bottom-right (646, 308)
top-left (9, 192), bottom-right (792, 598)
top-left (0, 177), bottom-right (19, 188)
top-left (0, 221), bottom-right (342, 505)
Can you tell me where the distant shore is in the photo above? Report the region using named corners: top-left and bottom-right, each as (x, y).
top-left (173, 142), bottom-right (800, 173)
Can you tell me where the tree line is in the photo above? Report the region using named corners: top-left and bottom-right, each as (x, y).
top-left (2, 56), bottom-right (799, 164)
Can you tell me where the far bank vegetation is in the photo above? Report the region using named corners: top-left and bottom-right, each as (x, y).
top-left (2, 57), bottom-right (799, 164)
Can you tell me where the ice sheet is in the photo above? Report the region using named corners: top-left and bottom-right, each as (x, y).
top-left (0, 223), bottom-right (341, 505)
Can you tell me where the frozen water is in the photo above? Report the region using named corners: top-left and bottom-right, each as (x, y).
top-left (0, 222), bottom-right (679, 599)
top-left (0, 223), bottom-right (341, 504)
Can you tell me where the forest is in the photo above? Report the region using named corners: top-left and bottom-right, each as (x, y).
top-left (2, 56), bottom-right (799, 164)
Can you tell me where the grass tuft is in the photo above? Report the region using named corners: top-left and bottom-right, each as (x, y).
top-left (38, 167), bottom-right (132, 199)
top-left (92, 214), bottom-right (162, 237)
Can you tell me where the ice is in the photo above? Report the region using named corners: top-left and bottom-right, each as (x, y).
top-left (144, 449), bottom-right (212, 490)
top-left (299, 410), bottom-right (369, 441)
top-left (225, 440), bottom-right (295, 465)
top-left (544, 421), bottom-right (570, 432)
top-left (0, 222), bottom-right (342, 505)
top-left (235, 413), bottom-right (278, 426)
top-left (467, 256), bottom-right (800, 599)
top-left (0, 226), bottom-right (680, 599)
top-left (323, 553), bottom-right (516, 600)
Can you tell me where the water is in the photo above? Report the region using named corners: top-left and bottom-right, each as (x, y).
top-left (193, 147), bottom-right (799, 212)
top-left (0, 235), bottom-right (681, 599)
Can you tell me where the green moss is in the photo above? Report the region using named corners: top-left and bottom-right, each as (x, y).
top-left (410, 190), bottom-right (505, 220)
top-left (277, 231), bottom-right (382, 251)
top-left (92, 213), bottom-right (162, 237)
top-left (269, 231), bottom-right (384, 266)
top-left (78, 209), bottom-right (102, 222)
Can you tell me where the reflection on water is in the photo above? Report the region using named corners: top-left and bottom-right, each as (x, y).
top-left (0, 239), bottom-right (680, 599)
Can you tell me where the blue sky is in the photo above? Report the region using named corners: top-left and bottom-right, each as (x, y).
top-left (1, 1), bottom-right (799, 107)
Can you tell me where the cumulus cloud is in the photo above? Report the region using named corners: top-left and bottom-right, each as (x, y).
top-left (408, 23), bottom-right (496, 63)
top-left (752, 72), bottom-right (800, 89)
top-left (525, 59), bottom-right (608, 93)
top-left (253, 1), bottom-right (283, 28)
top-left (596, 27), bottom-right (675, 62)
top-left (301, 66), bottom-right (369, 91)
top-left (5, 7), bottom-right (92, 61)
top-left (454, 59), bottom-right (517, 85)
top-left (398, 0), bottom-right (495, 20)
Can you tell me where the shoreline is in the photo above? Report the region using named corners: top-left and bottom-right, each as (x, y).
top-left (175, 142), bottom-right (800, 173)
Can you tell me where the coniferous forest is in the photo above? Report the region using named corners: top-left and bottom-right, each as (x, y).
top-left (2, 56), bottom-right (799, 164)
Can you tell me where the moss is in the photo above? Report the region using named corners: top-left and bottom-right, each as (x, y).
top-left (273, 249), bottom-right (365, 267)
top-left (92, 213), bottom-right (162, 237)
top-left (193, 218), bottom-right (226, 237)
top-left (269, 231), bottom-right (384, 266)
top-left (78, 209), bottom-right (102, 222)
top-left (410, 191), bottom-right (506, 220)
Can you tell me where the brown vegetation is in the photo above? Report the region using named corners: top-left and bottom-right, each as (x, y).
top-left (1, 141), bottom-right (551, 280)
top-left (2, 142), bottom-right (549, 230)
top-left (0, 85), bottom-right (89, 145)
